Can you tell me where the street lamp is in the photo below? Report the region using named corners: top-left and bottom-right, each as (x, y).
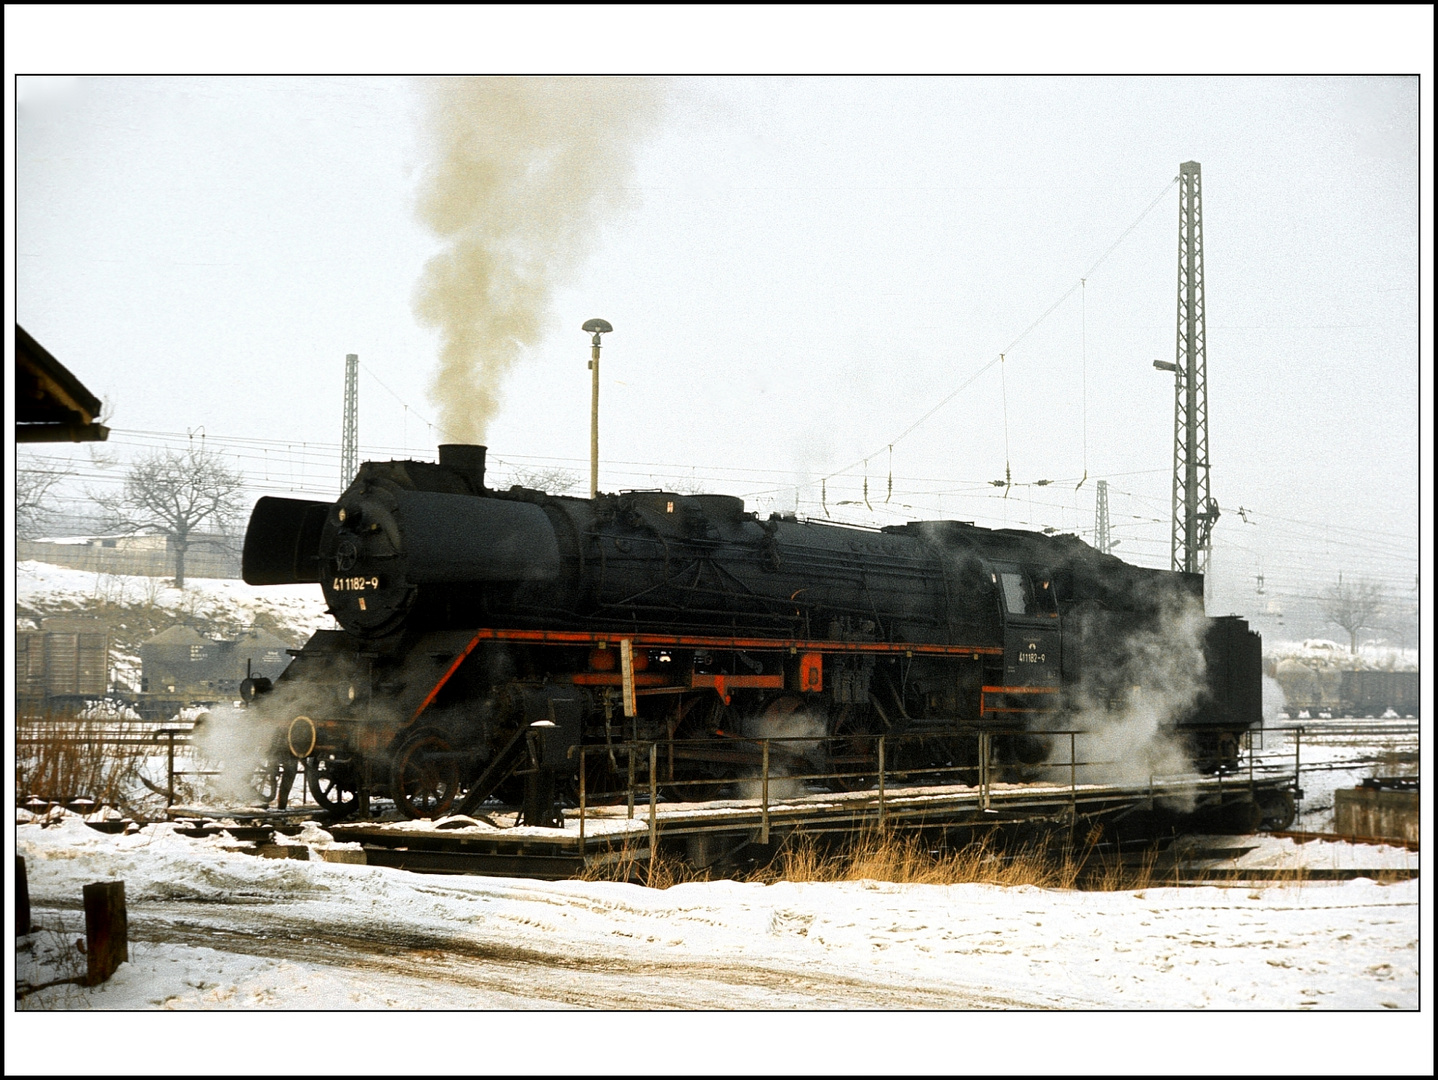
top-left (582, 318), bottom-right (612, 499)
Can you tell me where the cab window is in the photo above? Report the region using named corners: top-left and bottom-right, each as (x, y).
top-left (998, 569), bottom-right (1059, 618)
top-left (1032, 575), bottom-right (1058, 617)
top-left (999, 572), bottom-right (1031, 615)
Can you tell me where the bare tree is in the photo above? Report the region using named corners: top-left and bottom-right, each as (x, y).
top-left (1322, 578), bottom-right (1386, 654)
top-left (504, 465), bottom-right (581, 495)
top-left (17, 460), bottom-right (72, 538)
top-left (667, 473), bottom-right (708, 495)
top-left (94, 445), bottom-right (246, 588)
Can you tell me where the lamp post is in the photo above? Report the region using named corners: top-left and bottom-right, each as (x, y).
top-left (583, 318), bottom-right (612, 499)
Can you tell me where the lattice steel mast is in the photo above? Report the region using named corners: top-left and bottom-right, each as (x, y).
top-left (1155, 162), bottom-right (1219, 576)
top-left (1094, 479), bottom-right (1112, 554)
top-left (341, 352), bottom-right (359, 488)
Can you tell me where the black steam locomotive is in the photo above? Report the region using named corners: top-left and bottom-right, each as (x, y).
top-left (241, 444), bottom-right (1262, 820)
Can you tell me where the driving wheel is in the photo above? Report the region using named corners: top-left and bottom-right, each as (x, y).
top-left (306, 753), bottom-right (361, 819)
top-left (389, 730), bottom-right (461, 820)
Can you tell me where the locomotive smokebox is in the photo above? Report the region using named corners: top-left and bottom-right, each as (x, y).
top-left (438, 443), bottom-right (487, 492)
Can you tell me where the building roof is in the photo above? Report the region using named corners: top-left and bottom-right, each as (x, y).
top-left (16, 325), bottom-right (110, 442)
top-left (234, 628), bottom-right (293, 651)
top-left (39, 616), bottom-right (107, 633)
top-left (143, 625), bottom-right (210, 647)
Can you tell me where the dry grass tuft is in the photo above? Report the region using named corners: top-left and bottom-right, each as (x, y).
top-left (758, 829), bottom-right (1114, 889)
top-left (579, 825), bottom-right (1161, 892)
top-left (15, 920), bottom-right (91, 1009)
top-left (15, 714), bottom-right (157, 815)
top-left (578, 841), bottom-right (709, 889)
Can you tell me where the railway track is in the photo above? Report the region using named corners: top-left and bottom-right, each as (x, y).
top-left (55, 768), bottom-right (1315, 881)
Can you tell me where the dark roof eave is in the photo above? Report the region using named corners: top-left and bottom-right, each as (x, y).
top-left (15, 325), bottom-right (108, 435)
top-left (17, 422), bottom-right (111, 443)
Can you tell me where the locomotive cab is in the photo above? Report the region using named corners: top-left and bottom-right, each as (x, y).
top-left (992, 563), bottom-right (1062, 689)
top-left (976, 562), bottom-right (1063, 743)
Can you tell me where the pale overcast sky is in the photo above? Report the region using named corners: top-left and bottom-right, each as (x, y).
top-left (9, 10), bottom-right (1430, 645)
top-left (4, 7), bottom-right (1433, 1073)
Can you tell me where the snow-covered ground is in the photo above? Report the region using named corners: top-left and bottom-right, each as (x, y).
top-left (15, 559), bottom-right (332, 638)
top-left (12, 812), bottom-right (1419, 1005)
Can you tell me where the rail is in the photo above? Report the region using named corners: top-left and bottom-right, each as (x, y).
top-left (21, 719), bottom-right (1402, 829)
top-left (566, 725), bottom-right (1305, 856)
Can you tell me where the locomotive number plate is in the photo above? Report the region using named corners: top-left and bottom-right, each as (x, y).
top-left (333, 576), bottom-right (382, 591)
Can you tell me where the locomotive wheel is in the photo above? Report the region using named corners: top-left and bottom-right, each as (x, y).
top-left (663, 760), bottom-right (737, 803)
top-left (825, 705), bottom-right (878, 792)
top-left (1256, 788), bottom-right (1296, 832)
top-left (306, 754), bottom-right (361, 819)
top-left (658, 696), bottom-right (738, 802)
top-left (995, 733), bottom-right (1054, 782)
top-left (249, 760), bottom-right (280, 806)
top-left (390, 731), bottom-right (461, 820)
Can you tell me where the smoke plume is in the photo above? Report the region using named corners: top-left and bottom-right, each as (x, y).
top-left (413, 77), bottom-right (662, 444)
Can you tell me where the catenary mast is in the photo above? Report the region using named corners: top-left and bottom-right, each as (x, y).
top-left (1094, 479), bottom-right (1112, 554)
top-left (341, 352), bottom-right (359, 488)
top-left (1155, 162), bottom-right (1219, 579)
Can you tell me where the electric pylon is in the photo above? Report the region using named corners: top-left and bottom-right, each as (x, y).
top-left (1161, 162), bottom-right (1219, 576)
top-left (1094, 479), bottom-right (1112, 554)
top-left (341, 353), bottom-right (359, 488)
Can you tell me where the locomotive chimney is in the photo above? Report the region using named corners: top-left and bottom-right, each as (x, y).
top-left (438, 443), bottom-right (488, 492)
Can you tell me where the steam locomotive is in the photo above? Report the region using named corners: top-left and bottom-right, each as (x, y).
top-left (241, 444), bottom-right (1262, 821)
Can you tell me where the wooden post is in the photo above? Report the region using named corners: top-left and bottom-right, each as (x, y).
top-left (166, 730), bottom-right (176, 810)
top-left (619, 638), bottom-right (637, 718)
top-left (16, 856), bottom-right (30, 937)
top-left (82, 880), bottom-right (127, 986)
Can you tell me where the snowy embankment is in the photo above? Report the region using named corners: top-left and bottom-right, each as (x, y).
top-left (16, 559), bottom-right (331, 638)
top-left (1266, 638), bottom-right (1419, 672)
top-left (15, 813), bottom-right (1418, 1013)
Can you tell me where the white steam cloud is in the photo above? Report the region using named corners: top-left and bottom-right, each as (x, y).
top-left (190, 703), bottom-right (288, 807)
top-left (1046, 593), bottom-right (1211, 790)
top-left (738, 707), bottom-right (828, 801)
top-left (189, 679), bottom-right (407, 809)
top-left (413, 77), bottom-right (662, 445)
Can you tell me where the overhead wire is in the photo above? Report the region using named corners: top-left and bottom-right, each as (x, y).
top-left (25, 433), bottom-right (1418, 571)
top-left (812, 173), bottom-right (1180, 492)
top-left (356, 359), bottom-right (461, 444)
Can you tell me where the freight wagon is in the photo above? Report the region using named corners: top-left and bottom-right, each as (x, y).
top-left (15, 617), bottom-right (110, 714)
top-left (1339, 669), bottom-right (1418, 718)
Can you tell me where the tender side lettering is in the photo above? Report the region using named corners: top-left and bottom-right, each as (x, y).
top-left (333, 576), bottom-right (381, 591)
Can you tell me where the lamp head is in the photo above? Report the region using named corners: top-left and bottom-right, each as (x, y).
top-left (583, 318), bottom-right (613, 347)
